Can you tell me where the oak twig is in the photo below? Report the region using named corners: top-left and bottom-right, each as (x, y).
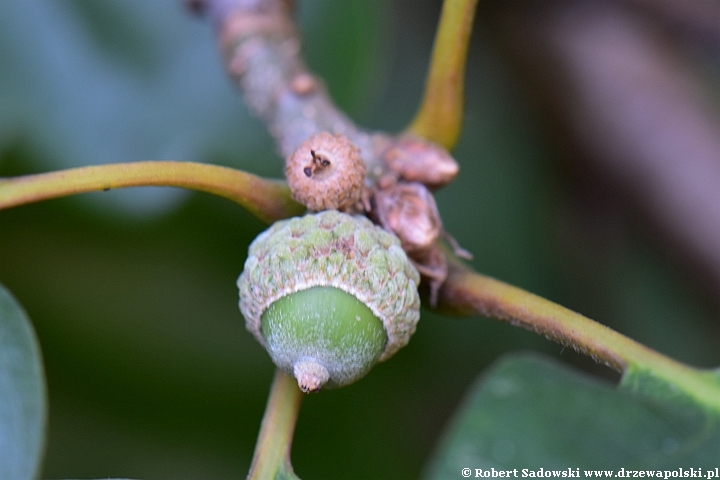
top-left (203, 0), bottom-right (464, 296)
top-left (205, 0), bottom-right (389, 177)
top-left (439, 260), bottom-right (720, 414)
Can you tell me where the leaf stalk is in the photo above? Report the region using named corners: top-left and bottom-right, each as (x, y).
top-left (409, 0), bottom-right (479, 149)
top-left (0, 161), bottom-right (304, 223)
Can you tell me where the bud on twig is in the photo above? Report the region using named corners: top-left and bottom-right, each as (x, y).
top-left (383, 134), bottom-right (459, 189)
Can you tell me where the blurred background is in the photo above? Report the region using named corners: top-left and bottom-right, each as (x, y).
top-left (0, 0), bottom-right (719, 478)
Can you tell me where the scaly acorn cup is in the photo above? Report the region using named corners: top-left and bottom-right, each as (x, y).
top-left (237, 210), bottom-right (421, 392)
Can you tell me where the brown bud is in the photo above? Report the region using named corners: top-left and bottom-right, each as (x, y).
top-left (373, 182), bottom-right (453, 306)
top-left (383, 135), bottom-right (459, 189)
top-left (373, 182), bottom-right (441, 255)
top-left (286, 132), bottom-right (366, 211)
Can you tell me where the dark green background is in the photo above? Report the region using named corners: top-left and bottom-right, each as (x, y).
top-left (0, 0), bottom-right (718, 478)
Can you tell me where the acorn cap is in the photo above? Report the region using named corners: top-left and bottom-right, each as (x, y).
top-left (237, 210), bottom-right (421, 361)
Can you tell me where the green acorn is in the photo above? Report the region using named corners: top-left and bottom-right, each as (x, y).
top-left (237, 210), bottom-right (420, 392)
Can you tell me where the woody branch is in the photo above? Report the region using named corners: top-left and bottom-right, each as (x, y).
top-left (194, 0), bottom-right (468, 302)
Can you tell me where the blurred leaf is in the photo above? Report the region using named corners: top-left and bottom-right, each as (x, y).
top-left (425, 353), bottom-right (720, 477)
top-left (0, 0), bottom-right (271, 216)
top-left (0, 283), bottom-right (47, 480)
top-left (621, 363), bottom-right (720, 417)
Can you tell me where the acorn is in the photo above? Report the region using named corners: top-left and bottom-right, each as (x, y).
top-left (237, 210), bottom-right (420, 392)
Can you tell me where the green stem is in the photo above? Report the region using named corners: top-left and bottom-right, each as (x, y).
top-left (248, 369), bottom-right (304, 480)
top-left (408, 0), bottom-right (479, 150)
top-left (439, 263), bottom-right (720, 413)
top-left (0, 161), bottom-right (304, 224)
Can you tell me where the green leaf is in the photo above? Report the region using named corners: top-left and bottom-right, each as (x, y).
top-left (621, 363), bottom-right (720, 415)
top-left (0, 283), bottom-right (47, 480)
top-left (425, 353), bottom-right (720, 478)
